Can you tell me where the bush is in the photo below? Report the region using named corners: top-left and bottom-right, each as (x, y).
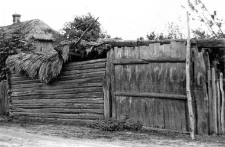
top-left (88, 118), bottom-right (142, 132)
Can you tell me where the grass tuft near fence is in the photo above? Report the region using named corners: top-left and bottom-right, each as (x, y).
top-left (88, 118), bottom-right (143, 131)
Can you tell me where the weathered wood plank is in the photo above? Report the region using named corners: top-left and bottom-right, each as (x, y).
top-left (205, 52), bottom-right (214, 134)
top-left (139, 46), bottom-right (151, 93)
top-left (12, 83), bottom-right (103, 92)
top-left (195, 39), bottom-right (225, 48)
top-left (15, 117), bottom-right (96, 123)
top-left (217, 80), bottom-right (221, 134)
top-left (11, 76), bottom-right (103, 86)
top-left (10, 61), bottom-right (106, 77)
top-left (103, 50), bottom-right (111, 118)
top-left (112, 57), bottom-right (186, 65)
top-left (212, 67), bottom-right (218, 134)
top-left (114, 92), bottom-right (187, 100)
top-left (11, 78), bottom-right (103, 89)
top-left (110, 48), bottom-right (116, 118)
top-left (11, 112), bottom-right (103, 119)
top-left (101, 39), bottom-right (187, 47)
top-left (220, 73), bottom-right (225, 134)
top-left (11, 87), bottom-right (103, 96)
top-left (64, 58), bottom-right (106, 67)
top-left (13, 103), bottom-right (104, 109)
top-left (62, 63), bottom-right (106, 72)
top-left (11, 71), bottom-right (105, 82)
top-left (12, 98), bottom-right (103, 105)
top-left (11, 108), bottom-right (104, 114)
top-left (193, 49), bottom-right (208, 134)
top-left (0, 80), bottom-right (8, 115)
top-left (11, 92), bottom-right (103, 99)
top-left (12, 68), bottom-right (106, 78)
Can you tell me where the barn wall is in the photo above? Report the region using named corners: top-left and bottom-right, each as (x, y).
top-left (9, 58), bottom-right (106, 122)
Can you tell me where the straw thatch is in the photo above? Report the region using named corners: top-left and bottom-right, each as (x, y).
top-left (1, 19), bottom-right (67, 82)
top-left (6, 43), bottom-right (69, 83)
top-left (2, 19), bottom-right (112, 83)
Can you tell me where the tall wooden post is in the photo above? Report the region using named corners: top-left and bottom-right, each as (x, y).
top-left (186, 9), bottom-right (195, 139)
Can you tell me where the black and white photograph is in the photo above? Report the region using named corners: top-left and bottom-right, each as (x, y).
top-left (0, 0), bottom-right (225, 146)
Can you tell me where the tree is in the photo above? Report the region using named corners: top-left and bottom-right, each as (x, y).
top-left (61, 13), bottom-right (110, 42)
top-left (192, 14), bottom-right (225, 39)
top-left (147, 22), bottom-right (184, 40)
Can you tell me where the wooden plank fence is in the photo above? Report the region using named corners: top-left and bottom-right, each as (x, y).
top-left (105, 41), bottom-right (189, 133)
top-left (192, 48), bottom-right (225, 135)
top-left (104, 41), bottom-right (225, 135)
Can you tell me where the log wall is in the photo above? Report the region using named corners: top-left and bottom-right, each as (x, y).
top-left (9, 59), bottom-right (106, 122)
top-left (0, 80), bottom-right (8, 115)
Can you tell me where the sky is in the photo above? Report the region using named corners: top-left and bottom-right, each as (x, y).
top-left (1, 0), bottom-right (225, 40)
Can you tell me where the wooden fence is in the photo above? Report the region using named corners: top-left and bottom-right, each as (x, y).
top-left (6, 39), bottom-right (225, 135)
top-left (0, 80), bottom-right (8, 115)
top-left (9, 59), bottom-right (106, 122)
top-left (105, 41), bottom-right (189, 133)
top-left (192, 46), bottom-right (225, 135)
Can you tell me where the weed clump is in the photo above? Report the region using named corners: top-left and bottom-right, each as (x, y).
top-left (88, 118), bottom-right (142, 132)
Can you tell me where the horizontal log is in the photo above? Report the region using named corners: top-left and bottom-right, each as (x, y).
top-left (57, 72), bottom-right (105, 81)
top-left (11, 112), bottom-right (103, 119)
top-left (102, 39), bottom-right (186, 47)
top-left (12, 103), bottom-right (104, 109)
top-left (11, 78), bottom-right (103, 89)
top-left (194, 39), bottom-right (225, 48)
top-left (11, 76), bottom-right (104, 86)
top-left (11, 71), bottom-right (105, 82)
top-left (11, 68), bottom-right (106, 79)
top-left (14, 117), bottom-right (97, 122)
top-left (11, 108), bottom-right (104, 114)
top-left (12, 98), bottom-right (103, 104)
top-left (12, 101), bottom-right (103, 106)
top-left (11, 92), bottom-right (103, 99)
top-left (64, 58), bottom-right (106, 67)
top-left (63, 61), bottom-right (106, 70)
top-left (113, 59), bottom-right (148, 65)
top-left (142, 57), bottom-right (186, 63)
top-left (11, 87), bottom-right (103, 96)
top-left (59, 67), bottom-right (105, 75)
top-left (113, 58), bottom-right (186, 65)
top-left (103, 39), bottom-right (225, 48)
top-left (114, 92), bottom-right (187, 100)
top-left (11, 82), bottom-right (103, 92)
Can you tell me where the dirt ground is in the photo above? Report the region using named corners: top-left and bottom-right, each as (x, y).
top-left (0, 118), bottom-right (225, 147)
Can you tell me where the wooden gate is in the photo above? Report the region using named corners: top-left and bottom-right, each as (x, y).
top-left (106, 41), bottom-right (189, 132)
top-left (0, 80), bottom-right (8, 115)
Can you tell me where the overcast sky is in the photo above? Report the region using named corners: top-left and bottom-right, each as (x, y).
top-left (1, 0), bottom-right (225, 39)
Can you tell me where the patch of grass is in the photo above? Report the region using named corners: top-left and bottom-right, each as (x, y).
top-left (88, 118), bottom-right (143, 132)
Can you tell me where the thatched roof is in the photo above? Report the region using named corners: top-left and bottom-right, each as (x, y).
top-left (1, 19), bottom-right (112, 83)
top-left (0, 19), bottom-right (67, 83)
top-left (0, 19), bottom-right (59, 41)
top-left (6, 44), bottom-right (69, 83)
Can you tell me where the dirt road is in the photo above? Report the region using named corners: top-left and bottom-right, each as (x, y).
top-left (0, 127), bottom-right (133, 147)
top-left (0, 122), bottom-right (225, 147)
